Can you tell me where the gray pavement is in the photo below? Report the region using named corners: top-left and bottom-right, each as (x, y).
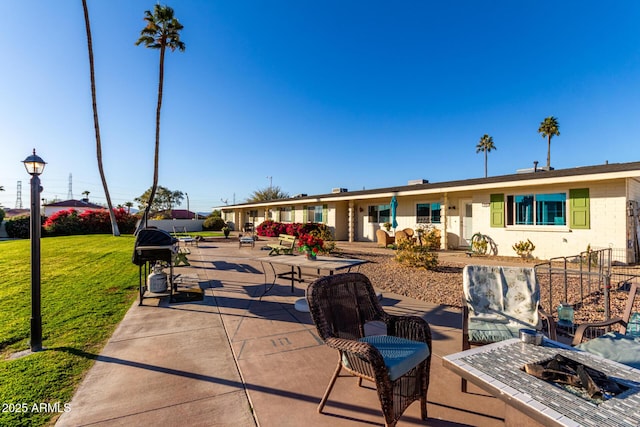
top-left (56, 238), bottom-right (509, 427)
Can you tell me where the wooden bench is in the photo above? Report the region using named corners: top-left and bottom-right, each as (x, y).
top-left (267, 234), bottom-right (296, 255)
top-left (174, 247), bottom-right (191, 266)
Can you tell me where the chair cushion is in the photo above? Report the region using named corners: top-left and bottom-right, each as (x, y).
top-left (501, 267), bottom-right (540, 327)
top-left (464, 266), bottom-right (504, 316)
top-left (576, 332), bottom-right (640, 369)
top-left (627, 312), bottom-right (640, 338)
top-left (468, 320), bottom-right (524, 344)
top-left (464, 265), bottom-right (541, 330)
top-left (356, 335), bottom-right (430, 381)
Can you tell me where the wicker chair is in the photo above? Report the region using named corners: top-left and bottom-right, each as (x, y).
top-left (394, 230), bottom-right (409, 243)
top-left (376, 229), bottom-right (394, 246)
top-left (306, 272), bottom-right (432, 427)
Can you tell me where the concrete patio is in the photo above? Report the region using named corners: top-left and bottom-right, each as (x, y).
top-left (56, 238), bottom-right (514, 427)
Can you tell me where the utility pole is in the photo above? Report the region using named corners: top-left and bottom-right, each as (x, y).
top-left (15, 181), bottom-right (23, 209)
top-left (67, 173), bottom-right (73, 200)
top-left (266, 176), bottom-right (272, 189)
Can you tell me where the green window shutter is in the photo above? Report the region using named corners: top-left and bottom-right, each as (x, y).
top-left (302, 205), bottom-right (307, 223)
top-left (490, 194), bottom-right (504, 228)
top-left (322, 204), bottom-right (328, 224)
top-left (569, 188), bottom-right (590, 229)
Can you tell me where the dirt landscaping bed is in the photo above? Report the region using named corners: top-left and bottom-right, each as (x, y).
top-left (335, 248), bottom-right (638, 327)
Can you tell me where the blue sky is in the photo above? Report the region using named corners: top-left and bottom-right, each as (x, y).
top-left (1, 1), bottom-right (639, 213)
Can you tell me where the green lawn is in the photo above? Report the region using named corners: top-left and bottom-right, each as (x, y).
top-left (0, 235), bottom-right (139, 426)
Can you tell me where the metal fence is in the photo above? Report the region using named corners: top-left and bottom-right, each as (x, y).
top-left (535, 247), bottom-right (640, 328)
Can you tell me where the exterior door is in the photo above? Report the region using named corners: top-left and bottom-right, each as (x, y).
top-left (461, 201), bottom-right (473, 247)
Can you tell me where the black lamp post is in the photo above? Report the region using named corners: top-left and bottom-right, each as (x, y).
top-left (22, 149), bottom-right (46, 352)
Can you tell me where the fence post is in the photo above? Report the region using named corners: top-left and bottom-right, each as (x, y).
top-left (604, 274), bottom-right (611, 323)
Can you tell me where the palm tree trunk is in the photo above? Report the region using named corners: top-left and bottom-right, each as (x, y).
top-left (484, 151), bottom-right (488, 178)
top-left (142, 45), bottom-right (166, 229)
top-left (547, 135), bottom-right (551, 169)
top-left (82, 0), bottom-right (120, 236)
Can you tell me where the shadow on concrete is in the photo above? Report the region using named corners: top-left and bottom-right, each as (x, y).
top-left (52, 346), bottom-right (488, 427)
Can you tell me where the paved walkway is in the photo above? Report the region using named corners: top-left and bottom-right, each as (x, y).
top-left (56, 238), bottom-right (509, 427)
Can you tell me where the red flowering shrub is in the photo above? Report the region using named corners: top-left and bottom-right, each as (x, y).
top-left (255, 221), bottom-right (335, 253)
top-left (44, 209), bottom-right (84, 235)
top-left (44, 208), bottom-right (137, 235)
top-left (256, 220), bottom-right (288, 237)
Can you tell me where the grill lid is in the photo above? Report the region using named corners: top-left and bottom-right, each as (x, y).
top-left (134, 228), bottom-right (178, 247)
top-left (132, 228), bottom-right (178, 266)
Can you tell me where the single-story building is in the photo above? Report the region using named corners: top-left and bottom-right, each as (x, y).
top-left (221, 161), bottom-right (640, 263)
top-left (44, 199), bottom-right (106, 217)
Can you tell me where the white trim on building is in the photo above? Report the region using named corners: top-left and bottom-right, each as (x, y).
top-left (221, 161), bottom-right (640, 262)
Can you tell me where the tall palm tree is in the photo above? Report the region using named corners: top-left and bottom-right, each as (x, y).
top-left (476, 134), bottom-right (496, 178)
top-left (538, 116), bottom-right (560, 169)
top-left (135, 4), bottom-right (185, 228)
top-left (82, 0), bottom-right (120, 235)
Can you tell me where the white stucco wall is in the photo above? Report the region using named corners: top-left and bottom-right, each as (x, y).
top-left (468, 181), bottom-right (628, 260)
top-left (145, 219), bottom-right (205, 232)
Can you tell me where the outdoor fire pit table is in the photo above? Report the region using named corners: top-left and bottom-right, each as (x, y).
top-left (443, 338), bottom-right (640, 427)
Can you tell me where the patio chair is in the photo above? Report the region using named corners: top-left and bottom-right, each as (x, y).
top-left (462, 265), bottom-right (556, 392)
top-left (402, 228), bottom-right (414, 238)
top-left (571, 282), bottom-right (640, 369)
top-left (172, 226), bottom-right (196, 246)
top-left (376, 229), bottom-right (394, 246)
top-left (306, 272), bottom-right (432, 427)
top-left (394, 230), bottom-right (409, 243)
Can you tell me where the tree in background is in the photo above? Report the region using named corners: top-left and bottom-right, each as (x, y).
top-left (538, 116), bottom-right (560, 169)
top-left (475, 134), bottom-right (496, 178)
top-left (247, 186), bottom-right (290, 202)
top-left (135, 4), bottom-right (185, 228)
top-left (82, 0), bottom-right (120, 236)
top-left (134, 186), bottom-right (184, 216)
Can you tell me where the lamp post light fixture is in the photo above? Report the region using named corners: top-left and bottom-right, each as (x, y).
top-left (22, 149), bottom-right (46, 352)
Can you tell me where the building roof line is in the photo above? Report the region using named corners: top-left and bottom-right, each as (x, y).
top-left (222, 161), bottom-right (640, 209)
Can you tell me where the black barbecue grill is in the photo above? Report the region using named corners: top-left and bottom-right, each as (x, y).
top-left (133, 228), bottom-right (178, 304)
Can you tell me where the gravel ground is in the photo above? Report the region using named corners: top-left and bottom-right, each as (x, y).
top-left (335, 248), bottom-right (639, 328)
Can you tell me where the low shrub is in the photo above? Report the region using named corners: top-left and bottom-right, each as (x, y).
top-left (43, 208), bottom-right (138, 236)
top-left (203, 216), bottom-right (226, 231)
top-left (44, 210), bottom-right (83, 235)
top-left (416, 224), bottom-right (441, 250)
top-left (5, 215), bottom-right (40, 239)
top-left (512, 239), bottom-right (535, 259)
top-left (395, 239), bottom-right (438, 270)
top-left (256, 220), bottom-right (332, 241)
